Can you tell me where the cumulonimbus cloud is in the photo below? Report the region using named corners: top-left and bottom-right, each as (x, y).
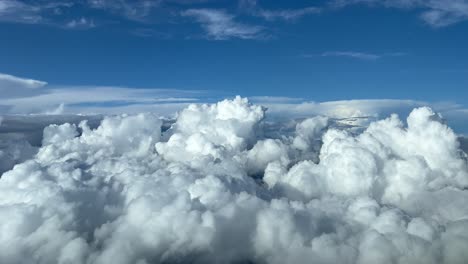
top-left (1, 96), bottom-right (468, 264)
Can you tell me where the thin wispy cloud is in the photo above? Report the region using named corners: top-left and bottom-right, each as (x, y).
top-left (0, 0), bottom-right (96, 29)
top-left (257, 7), bottom-right (321, 21)
top-left (302, 51), bottom-right (406, 60)
top-left (0, 72), bottom-right (205, 115)
top-left (0, 0), bottom-right (43, 24)
top-left (321, 51), bottom-right (382, 60)
top-left (87, 0), bottom-right (159, 21)
top-left (331, 0), bottom-right (468, 27)
top-left (240, 0), bottom-right (321, 21)
top-left (182, 8), bottom-right (264, 40)
top-left (1, 0), bottom-right (467, 39)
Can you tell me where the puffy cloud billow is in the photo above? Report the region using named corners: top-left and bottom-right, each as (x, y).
top-left (1, 96), bottom-right (468, 264)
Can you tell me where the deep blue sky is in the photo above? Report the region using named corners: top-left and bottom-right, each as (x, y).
top-left (1, 0), bottom-right (468, 104)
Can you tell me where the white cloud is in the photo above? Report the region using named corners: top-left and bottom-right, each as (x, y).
top-left (182, 8), bottom-right (264, 40)
top-left (43, 103), bottom-right (65, 115)
top-left (2, 72), bottom-right (468, 135)
top-left (0, 72), bottom-right (203, 115)
top-left (251, 97), bottom-right (468, 135)
top-left (0, 86), bottom-right (200, 115)
top-left (0, 72), bottom-right (47, 98)
top-left (0, 72), bottom-right (47, 89)
top-left (249, 96), bottom-right (304, 103)
top-left (1, 97), bottom-right (468, 263)
top-left (254, 98), bottom-right (424, 118)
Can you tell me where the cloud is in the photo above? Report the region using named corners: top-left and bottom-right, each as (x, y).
top-left (2, 0), bottom-right (466, 35)
top-left (250, 96), bottom-right (468, 134)
top-left (0, 72), bottom-right (47, 89)
top-left (0, 72), bottom-right (205, 115)
top-left (249, 96), bottom-right (305, 103)
top-left (1, 96), bottom-right (468, 263)
top-left (65, 17), bottom-right (96, 29)
top-left (300, 51), bottom-right (406, 60)
top-left (2, 72), bottom-right (468, 135)
top-left (321, 51), bottom-right (382, 60)
top-left (239, 0), bottom-right (321, 21)
top-left (87, 0), bottom-right (212, 21)
top-left (316, 51), bottom-right (404, 60)
top-left (0, 0), bottom-right (74, 25)
top-left (0, 72), bottom-right (47, 98)
top-left (256, 7), bottom-right (321, 21)
top-left (0, 0), bottom-right (98, 30)
top-left (254, 98), bottom-right (426, 131)
top-left (182, 8), bottom-right (264, 40)
top-left (87, 0), bottom-right (159, 21)
top-left (0, 86), bottom-right (202, 115)
top-left (332, 0), bottom-right (468, 27)
top-left (0, 0), bottom-right (42, 24)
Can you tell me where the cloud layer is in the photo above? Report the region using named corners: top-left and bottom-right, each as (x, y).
top-left (1, 96), bottom-right (468, 263)
top-left (0, 73), bottom-right (203, 115)
top-left (2, 72), bottom-right (468, 135)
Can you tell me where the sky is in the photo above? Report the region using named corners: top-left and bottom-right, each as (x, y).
top-left (2, 2), bottom-right (468, 263)
top-left (1, 0), bottom-right (468, 128)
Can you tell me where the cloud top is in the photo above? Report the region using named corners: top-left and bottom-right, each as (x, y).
top-left (0, 97), bottom-right (468, 264)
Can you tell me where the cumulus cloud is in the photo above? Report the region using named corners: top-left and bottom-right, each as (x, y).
top-left (0, 114), bottom-right (103, 174)
top-left (1, 96), bottom-right (468, 264)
